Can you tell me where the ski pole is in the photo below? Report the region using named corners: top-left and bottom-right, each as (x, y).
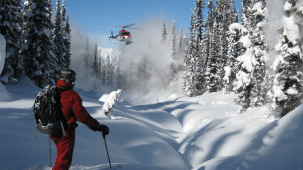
top-left (49, 136), bottom-right (52, 167)
top-left (103, 133), bottom-right (112, 169)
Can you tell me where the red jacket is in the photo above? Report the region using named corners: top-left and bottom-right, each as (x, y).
top-left (56, 80), bottom-right (98, 131)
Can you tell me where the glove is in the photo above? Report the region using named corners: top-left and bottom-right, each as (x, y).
top-left (97, 124), bottom-right (109, 136)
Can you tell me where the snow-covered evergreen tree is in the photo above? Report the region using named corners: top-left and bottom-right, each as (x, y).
top-left (271, 0), bottom-right (303, 117)
top-left (105, 55), bottom-right (114, 86)
top-left (224, 24), bottom-right (242, 94)
top-left (216, 0), bottom-right (237, 89)
top-left (63, 15), bottom-right (71, 68)
top-left (195, 0), bottom-right (204, 44)
top-left (46, 0), bottom-right (53, 39)
top-left (101, 59), bottom-right (106, 85)
top-left (84, 34), bottom-right (90, 67)
top-left (249, 0), bottom-right (268, 107)
top-left (178, 25), bottom-right (185, 54)
top-left (204, 0), bottom-right (215, 69)
top-left (0, 0), bottom-right (22, 83)
top-left (176, 26), bottom-right (186, 75)
top-left (183, 0), bottom-right (206, 96)
top-left (183, 9), bottom-right (197, 96)
top-left (233, 0), bottom-right (263, 113)
top-left (194, 0), bottom-right (206, 95)
top-left (170, 20), bottom-right (178, 94)
top-left (232, 0), bottom-right (269, 112)
top-left (92, 42), bottom-right (99, 76)
top-left (54, 0), bottom-right (64, 69)
top-left (161, 21), bottom-right (167, 43)
top-left (20, 0), bottom-right (57, 87)
top-left (205, 21), bottom-right (221, 93)
top-left (61, 0), bottom-right (71, 68)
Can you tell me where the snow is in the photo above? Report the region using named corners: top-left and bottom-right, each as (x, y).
top-left (236, 31), bottom-right (255, 81)
top-left (229, 23), bottom-right (246, 34)
top-left (0, 33), bottom-right (9, 99)
top-left (284, 1), bottom-right (292, 11)
top-left (24, 1), bottom-right (29, 7)
top-left (1, 72), bottom-right (303, 170)
top-left (223, 66), bottom-right (231, 83)
top-left (253, 2), bottom-right (266, 16)
top-left (0, 33), bottom-right (6, 76)
top-left (98, 89), bottom-right (122, 119)
top-left (283, 15), bottom-right (300, 42)
top-left (98, 47), bottom-right (120, 63)
top-left (0, 82), bottom-right (10, 101)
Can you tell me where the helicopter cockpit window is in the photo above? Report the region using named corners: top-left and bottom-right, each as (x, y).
top-left (122, 32), bottom-right (130, 36)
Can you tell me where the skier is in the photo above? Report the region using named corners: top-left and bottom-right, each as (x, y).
top-left (51, 68), bottom-right (109, 170)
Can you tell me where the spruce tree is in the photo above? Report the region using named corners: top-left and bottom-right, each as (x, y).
top-left (47, 0), bottom-right (53, 39)
top-left (195, 0), bottom-right (204, 43)
top-left (0, 0), bottom-right (22, 82)
top-left (215, 0), bottom-right (236, 88)
top-left (205, 21), bottom-right (221, 93)
top-left (20, 0), bottom-right (57, 87)
top-left (250, 0), bottom-right (268, 107)
top-left (222, 1), bottom-right (241, 95)
top-left (12, 0), bottom-right (23, 79)
top-left (271, 0), bottom-right (303, 117)
top-left (61, 0), bottom-right (71, 68)
top-left (64, 15), bottom-right (71, 68)
top-left (92, 42), bottom-right (99, 76)
top-left (183, 9), bottom-right (197, 96)
top-left (183, 0), bottom-right (206, 96)
top-left (204, 0), bottom-right (215, 68)
top-left (177, 26), bottom-right (186, 75)
top-left (179, 25), bottom-right (184, 54)
top-left (170, 20), bottom-right (178, 94)
top-left (105, 56), bottom-right (113, 86)
top-left (101, 58), bottom-right (106, 85)
top-left (84, 35), bottom-right (90, 67)
top-left (161, 21), bottom-right (167, 43)
top-left (194, 0), bottom-right (206, 95)
top-left (233, 0), bottom-right (255, 113)
top-left (54, 0), bottom-right (64, 69)
top-left (224, 26), bottom-right (241, 94)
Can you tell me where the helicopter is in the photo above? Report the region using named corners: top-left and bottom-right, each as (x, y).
top-left (103, 23), bottom-right (141, 45)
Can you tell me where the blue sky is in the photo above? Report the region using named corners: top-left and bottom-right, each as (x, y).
top-left (53, 0), bottom-right (242, 50)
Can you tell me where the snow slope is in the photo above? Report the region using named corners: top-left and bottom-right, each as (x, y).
top-left (1, 78), bottom-right (303, 170)
top-left (98, 47), bottom-right (120, 64)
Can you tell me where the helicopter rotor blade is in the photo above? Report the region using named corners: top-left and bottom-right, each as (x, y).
top-left (101, 24), bottom-right (122, 28)
top-left (96, 23), bottom-right (142, 30)
top-left (127, 27), bottom-right (142, 30)
top-left (124, 23), bottom-right (136, 28)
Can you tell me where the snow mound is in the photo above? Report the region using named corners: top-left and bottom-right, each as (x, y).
top-left (0, 82), bottom-right (11, 101)
top-left (0, 33), bottom-right (6, 75)
top-left (5, 76), bottom-right (41, 90)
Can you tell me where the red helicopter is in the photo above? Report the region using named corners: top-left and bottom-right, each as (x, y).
top-left (103, 23), bottom-right (141, 45)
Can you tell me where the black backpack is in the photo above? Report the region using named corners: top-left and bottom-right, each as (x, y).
top-left (33, 85), bottom-right (66, 137)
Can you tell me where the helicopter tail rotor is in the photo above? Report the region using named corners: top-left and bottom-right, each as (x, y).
top-left (109, 31), bottom-right (114, 41)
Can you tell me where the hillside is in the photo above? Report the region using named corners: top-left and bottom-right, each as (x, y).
top-left (1, 77), bottom-right (303, 170)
